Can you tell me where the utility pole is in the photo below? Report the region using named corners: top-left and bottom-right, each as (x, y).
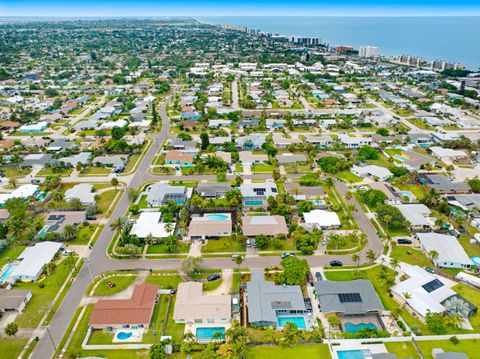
top-left (45, 326), bottom-right (57, 352)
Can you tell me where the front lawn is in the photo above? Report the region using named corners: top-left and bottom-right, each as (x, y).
top-left (97, 189), bottom-right (118, 215)
top-left (93, 275), bottom-right (137, 296)
top-left (123, 153), bottom-right (141, 173)
top-left (79, 167), bottom-right (111, 176)
top-left (390, 245), bottom-right (432, 267)
top-left (202, 237), bottom-right (246, 253)
top-left (37, 167), bottom-right (73, 177)
top-left (337, 170), bottom-right (362, 183)
top-left (284, 164), bottom-right (311, 174)
top-left (69, 224), bottom-right (96, 245)
top-left (248, 344), bottom-right (331, 359)
top-left (3, 167), bottom-right (31, 178)
top-left (146, 242), bottom-right (190, 254)
top-left (0, 339), bottom-right (28, 358)
top-left (145, 273), bottom-right (184, 289)
top-left (385, 342), bottom-right (420, 359)
top-left (416, 339), bottom-right (480, 359)
top-left (203, 278), bottom-right (223, 292)
top-left (15, 259), bottom-right (74, 328)
top-left (252, 164), bottom-right (275, 174)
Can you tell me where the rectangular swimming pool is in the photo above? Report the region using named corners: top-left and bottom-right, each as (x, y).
top-left (0, 263), bottom-right (18, 282)
top-left (277, 316), bottom-right (306, 329)
top-left (337, 350), bottom-right (368, 359)
top-left (195, 327), bottom-right (225, 341)
top-left (244, 200), bottom-right (264, 206)
top-left (344, 322), bottom-right (377, 333)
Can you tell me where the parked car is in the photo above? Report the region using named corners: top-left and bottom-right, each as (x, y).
top-left (315, 272), bottom-right (323, 281)
top-left (425, 267), bottom-right (435, 274)
top-left (306, 273), bottom-right (314, 286)
top-left (329, 260), bottom-right (343, 267)
top-left (246, 239), bottom-right (252, 247)
top-left (280, 252), bottom-right (295, 260)
top-left (207, 274), bottom-right (221, 282)
top-left (252, 239), bottom-right (257, 248)
top-left (397, 238), bottom-right (412, 245)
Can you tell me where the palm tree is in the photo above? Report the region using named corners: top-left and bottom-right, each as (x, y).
top-left (383, 214), bottom-right (392, 230)
top-left (8, 178), bottom-right (16, 189)
top-left (325, 177), bottom-right (334, 189)
top-left (366, 249), bottom-right (376, 264)
top-left (429, 250), bottom-right (439, 263)
top-left (62, 224), bottom-right (77, 242)
top-left (110, 216), bottom-right (128, 233)
top-left (352, 254), bottom-right (360, 268)
top-left (390, 257), bottom-right (400, 271)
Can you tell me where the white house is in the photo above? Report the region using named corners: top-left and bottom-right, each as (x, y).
top-left (129, 212), bottom-right (175, 239)
top-left (64, 184), bottom-right (96, 205)
top-left (394, 204), bottom-right (431, 231)
top-left (302, 209), bottom-right (340, 229)
top-left (417, 232), bottom-right (473, 269)
top-left (352, 165), bottom-right (392, 181)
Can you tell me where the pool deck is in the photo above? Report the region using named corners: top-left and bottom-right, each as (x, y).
top-left (112, 328), bottom-right (144, 343)
top-left (276, 313), bottom-right (315, 331)
top-left (332, 342), bottom-right (387, 359)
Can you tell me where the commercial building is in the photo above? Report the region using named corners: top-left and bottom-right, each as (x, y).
top-left (359, 46), bottom-right (379, 58)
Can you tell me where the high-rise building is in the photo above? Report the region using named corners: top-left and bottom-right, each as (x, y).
top-left (358, 46), bottom-right (379, 58)
top-left (289, 36), bottom-right (321, 46)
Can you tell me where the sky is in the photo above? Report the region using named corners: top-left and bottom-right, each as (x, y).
top-left (1, 0), bottom-right (480, 17)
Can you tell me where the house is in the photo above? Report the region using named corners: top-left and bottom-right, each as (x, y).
top-left (430, 147), bottom-right (469, 162)
top-left (170, 138), bottom-right (197, 151)
top-left (446, 193), bottom-right (480, 212)
top-left (272, 134), bottom-right (301, 147)
top-left (416, 232), bottom-right (473, 269)
top-left (420, 174), bottom-right (470, 194)
top-left (94, 155), bottom-right (126, 172)
top-left (367, 182), bottom-right (404, 205)
top-left (302, 209), bottom-right (340, 230)
top-left (18, 121), bottom-right (48, 133)
top-left (46, 139), bottom-right (77, 152)
top-left (276, 153), bottom-right (307, 165)
top-left (164, 151), bottom-right (194, 167)
top-left (181, 111), bottom-right (201, 121)
top-left (408, 134), bottom-right (432, 147)
top-left (89, 284), bottom-right (158, 329)
top-left (173, 282), bottom-right (231, 326)
top-left (305, 135), bottom-right (334, 148)
top-left (391, 263), bottom-right (476, 319)
top-left (187, 213), bottom-right (232, 240)
top-left (284, 182), bottom-right (325, 201)
top-left (196, 184), bottom-right (231, 199)
top-left (433, 351), bottom-right (469, 359)
top-left (398, 150), bottom-right (433, 170)
top-left (130, 212), bottom-right (176, 239)
top-left (266, 119), bottom-right (286, 129)
top-left (0, 289), bottom-right (32, 313)
top-left (235, 134), bottom-right (266, 150)
top-left (208, 119), bottom-right (232, 128)
top-left (21, 153), bottom-right (53, 169)
top-left (239, 151), bottom-right (268, 166)
top-left (59, 152), bottom-right (92, 167)
top-left (242, 215), bottom-right (288, 237)
top-left (145, 183), bottom-right (190, 206)
top-left (240, 182), bottom-right (278, 207)
top-left (64, 184), bottom-right (95, 205)
top-left (393, 204), bottom-right (431, 231)
top-left (315, 280), bottom-right (384, 315)
top-left (246, 269), bottom-right (309, 328)
top-left (352, 165), bottom-right (392, 181)
top-left (40, 211), bottom-right (87, 236)
top-left (10, 241), bottom-right (63, 282)
top-left (0, 184), bottom-right (40, 205)
top-left (338, 134), bottom-right (371, 148)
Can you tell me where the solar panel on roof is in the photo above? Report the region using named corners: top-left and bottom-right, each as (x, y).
top-left (338, 293), bottom-right (362, 303)
top-left (422, 279), bottom-right (444, 293)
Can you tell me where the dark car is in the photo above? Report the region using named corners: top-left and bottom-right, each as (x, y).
top-left (306, 273), bottom-right (314, 285)
top-left (207, 274), bottom-right (221, 282)
top-left (280, 252), bottom-right (295, 260)
top-left (315, 272), bottom-right (323, 281)
top-left (330, 260), bottom-right (343, 267)
top-left (397, 238), bottom-right (412, 245)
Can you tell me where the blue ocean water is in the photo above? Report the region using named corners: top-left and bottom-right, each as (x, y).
top-left (198, 16), bottom-right (480, 69)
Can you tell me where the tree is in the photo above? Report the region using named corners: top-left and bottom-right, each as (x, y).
top-left (6, 198), bottom-right (29, 240)
top-left (255, 235), bottom-right (270, 250)
top-left (359, 189), bottom-right (387, 208)
top-left (279, 256), bottom-right (309, 285)
top-left (358, 145), bottom-right (379, 160)
top-left (376, 128), bottom-right (390, 136)
top-left (376, 204), bottom-right (406, 230)
top-left (468, 178), bottom-right (480, 193)
top-left (111, 177), bottom-right (119, 190)
top-left (425, 310), bottom-right (447, 334)
top-left (366, 249), bottom-right (376, 264)
top-left (149, 343), bottom-right (166, 359)
top-left (8, 178), bottom-right (17, 189)
top-left (200, 132), bottom-right (210, 150)
top-left (352, 254), bottom-right (360, 268)
top-left (390, 257), bottom-right (400, 271)
top-left (5, 323), bottom-right (18, 336)
top-left (63, 224), bottom-right (78, 242)
top-left (429, 250), bottom-right (439, 262)
top-left (327, 314), bottom-right (341, 329)
top-left (111, 126), bottom-right (125, 140)
top-left (182, 256), bottom-right (202, 276)
top-left (318, 156), bottom-right (350, 174)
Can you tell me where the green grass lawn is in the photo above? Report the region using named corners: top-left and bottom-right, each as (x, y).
top-left (137, 194), bottom-right (148, 208)
top-left (337, 170), bottom-right (363, 183)
top-left (37, 167), bottom-right (73, 177)
top-left (123, 153), bottom-right (141, 173)
top-left (202, 237), bottom-right (246, 253)
top-left (15, 259), bottom-right (74, 328)
top-left (397, 184), bottom-right (428, 201)
top-left (367, 153), bottom-right (393, 168)
top-left (458, 233), bottom-right (480, 257)
top-left (386, 226), bottom-right (410, 238)
top-left (0, 245), bottom-right (25, 268)
top-left (93, 275), bottom-right (137, 296)
top-left (145, 274), bottom-right (184, 289)
top-left (390, 245), bottom-right (432, 267)
top-left (146, 242), bottom-right (190, 254)
top-left (79, 167), bottom-right (111, 176)
top-left (259, 237), bottom-right (296, 252)
top-left (97, 189), bottom-right (118, 215)
top-left (203, 278), bottom-right (223, 292)
top-left (252, 164), bottom-right (275, 174)
top-left (69, 224), bottom-right (96, 245)
top-left (3, 166), bottom-right (31, 178)
top-left (284, 163), bottom-right (311, 174)
top-left (385, 342), bottom-right (420, 359)
top-left (0, 339), bottom-right (28, 358)
top-left (416, 339), bottom-right (480, 359)
top-left (385, 149), bottom-right (403, 156)
top-left (248, 344), bottom-right (331, 359)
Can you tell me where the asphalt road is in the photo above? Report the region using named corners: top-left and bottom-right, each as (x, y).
top-left (33, 91), bottom-right (385, 358)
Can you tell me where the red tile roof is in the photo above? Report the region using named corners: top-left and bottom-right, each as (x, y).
top-left (89, 283), bottom-right (158, 326)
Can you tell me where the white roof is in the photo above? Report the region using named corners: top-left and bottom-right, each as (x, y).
top-left (130, 212), bottom-right (175, 238)
top-left (100, 119), bottom-right (127, 129)
top-left (394, 204), bottom-right (431, 227)
top-left (303, 209), bottom-right (340, 227)
top-left (352, 165), bottom-right (392, 179)
top-left (418, 232), bottom-right (473, 266)
top-left (64, 184), bottom-right (95, 204)
top-left (391, 263), bottom-right (456, 317)
top-left (11, 241), bottom-right (62, 280)
top-left (430, 146), bottom-right (468, 158)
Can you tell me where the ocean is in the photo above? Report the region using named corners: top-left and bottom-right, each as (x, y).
top-left (198, 16), bottom-right (480, 70)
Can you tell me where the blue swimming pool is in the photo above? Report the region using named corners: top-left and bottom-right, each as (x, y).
top-left (337, 350), bottom-right (368, 359)
top-left (196, 327), bottom-right (225, 341)
top-left (0, 263), bottom-right (18, 282)
top-left (38, 226), bottom-right (50, 237)
top-left (311, 199), bottom-right (325, 206)
top-left (277, 316), bottom-right (306, 329)
top-left (116, 331), bottom-right (133, 340)
top-left (206, 214), bottom-right (229, 221)
top-left (244, 200), bottom-right (263, 206)
top-left (393, 155), bottom-right (408, 162)
top-left (344, 322), bottom-right (377, 333)
top-left (472, 256), bottom-right (480, 266)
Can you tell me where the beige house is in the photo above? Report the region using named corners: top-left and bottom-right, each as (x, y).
top-left (242, 215), bottom-right (288, 237)
top-left (173, 282), bottom-right (231, 324)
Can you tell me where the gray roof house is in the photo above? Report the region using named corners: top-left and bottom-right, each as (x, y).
top-left (421, 174), bottom-right (470, 194)
top-left (315, 280), bottom-right (384, 315)
top-left (434, 350), bottom-right (469, 359)
top-left (59, 152), bottom-right (92, 167)
top-left (246, 269), bottom-right (306, 327)
top-left (21, 153), bottom-right (53, 169)
top-left (93, 155), bottom-right (127, 172)
top-left (276, 154), bottom-right (307, 165)
top-left (0, 289), bottom-right (32, 313)
top-left (146, 183), bottom-right (190, 206)
top-left (196, 183), bottom-right (231, 199)
top-left (64, 184), bottom-right (96, 205)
